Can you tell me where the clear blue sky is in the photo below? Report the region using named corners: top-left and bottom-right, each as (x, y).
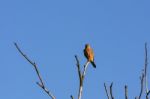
top-left (0, 0), bottom-right (150, 99)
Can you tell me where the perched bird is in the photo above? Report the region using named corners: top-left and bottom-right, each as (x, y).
top-left (84, 44), bottom-right (96, 68)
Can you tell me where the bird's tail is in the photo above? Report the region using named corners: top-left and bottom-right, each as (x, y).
top-left (91, 61), bottom-right (96, 68)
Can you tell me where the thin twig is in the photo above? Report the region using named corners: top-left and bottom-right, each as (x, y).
top-left (145, 42), bottom-right (149, 99)
top-left (138, 73), bottom-right (144, 99)
top-left (110, 82), bottom-right (114, 99)
top-left (37, 82), bottom-right (55, 98)
top-left (104, 83), bottom-right (110, 99)
top-left (78, 61), bottom-right (89, 99)
top-left (14, 42), bottom-right (55, 99)
top-left (14, 43), bottom-right (45, 87)
top-left (75, 55), bottom-right (83, 99)
top-left (75, 55), bottom-right (82, 83)
top-left (82, 61), bottom-right (90, 80)
top-left (144, 42), bottom-right (149, 93)
top-left (125, 85), bottom-right (128, 99)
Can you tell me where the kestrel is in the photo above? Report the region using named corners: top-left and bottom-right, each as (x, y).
top-left (84, 44), bottom-right (96, 68)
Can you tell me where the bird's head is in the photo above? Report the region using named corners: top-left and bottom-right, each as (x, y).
top-left (85, 44), bottom-right (90, 48)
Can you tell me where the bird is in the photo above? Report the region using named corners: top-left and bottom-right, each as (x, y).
top-left (84, 44), bottom-right (96, 68)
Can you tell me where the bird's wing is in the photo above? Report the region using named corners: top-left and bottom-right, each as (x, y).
top-left (89, 48), bottom-right (94, 61)
top-left (84, 49), bottom-right (88, 59)
top-left (84, 48), bottom-right (91, 61)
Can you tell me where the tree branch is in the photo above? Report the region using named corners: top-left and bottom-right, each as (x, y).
top-left (104, 83), bottom-right (110, 99)
top-left (75, 55), bottom-right (90, 99)
top-left (110, 82), bottom-right (114, 99)
top-left (138, 73), bottom-right (144, 99)
top-left (125, 85), bottom-right (128, 99)
top-left (14, 42), bottom-right (55, 99)
top-left (144, 42), bottom-right (149, 94)
top-left (75, 55), bottom-right (82, 83)
top-left (144, 42), bottom-right (149, 99)
top-left (82, 61), bottom-right (90, 81)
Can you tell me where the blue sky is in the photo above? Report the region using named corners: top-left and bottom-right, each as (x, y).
top-left (0, 0), bottom-right (150, 99)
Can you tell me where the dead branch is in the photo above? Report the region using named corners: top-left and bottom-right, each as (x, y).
top-left (14, 42), bottom-right (55, 99)
top-left (144, 42), bottom-right (149, 93)
top-left (144, 42), bottom-right (149, 99)
top-left (104, 83), bottom-right (110, 99)
top-left (75, 55), bottom-right (82, 84)
top-left (110, 82), bottom-right (114, 99)
top-left (75, 55), bottom-right (90, 99)
top-left (138, 73), bottom-right (144, 99)
top-left (104, 83), bottom-right (114, 99)
top-left (82, 61), bottom-right (90, 82)
top-left (125, 85), bottom-right (128, 99)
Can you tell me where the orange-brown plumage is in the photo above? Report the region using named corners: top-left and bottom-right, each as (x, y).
top-left (84, 44), bottom-right (96, 68)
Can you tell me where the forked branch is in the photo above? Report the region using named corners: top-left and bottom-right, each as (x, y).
top-left (75, 55), bottom-right (90, 99)
top-left (104, 82), bottom-right (114, 99)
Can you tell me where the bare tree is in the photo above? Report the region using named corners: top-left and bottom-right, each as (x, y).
top-left (14, 42), bottom-right (150, 99)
